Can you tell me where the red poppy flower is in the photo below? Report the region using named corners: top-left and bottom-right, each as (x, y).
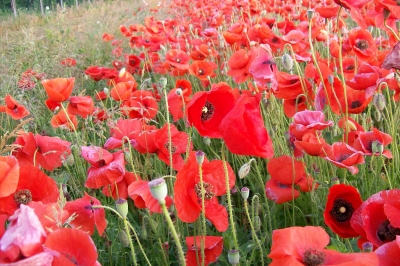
top-left (375, 236), bottom-right (400, 266)
top-left (110, 81), bottom-right (136, 101)
top-left (0, 156), bottom-right (19, 198)
top-left (0, 166), bottom-right (59, 216)
top-left (185, 236), bottom-right (224, 266)
top-left (186, 82), bottom-right (237, 138)
top-left (265, 156), bottom-right (316, 204)
top-left (120, 90), bottom-right (158, 120)
top-left (219, 93), bottom-right (274, 158)
top-left (283, 95), bottom-right (309, 118)
top-left (315, 76), bottom-right (345, 115)
top-left (0, 95), bottom-right (30, 120)
top-left (13, 132), bottom-right (71, 172)
top-left (60, 58), bottom-right (76, 67)
top-left (348, 28), bottom-right (377, 61)
top-left (268, 226), bottom-right (378, 265)
top-left (227, 48), bottom-right (256, 84)
top-left (155, 123), bottom-right (192, 171)
top-left (44, 227), bottom-right (100, 265)
top-left (132, 124), bottom-right (158, 154)
top-left (174, 152), bottom-right (235, 232)
top-left (249, 45), bottom-right (277, 86)
top-left (0, 205), bottom-right (46, 263)
top-left (292, 110), bottom-right (333, 131)
top-left (188, 60), bottom-right (217, 80)
top-left (353, 128), bottom-right (393, 158)
top-left (125, 54), bottom-right (141, 74)
top-left (102, 32), bottom-right (114, 42)
top-left (104, 119), bottom-right (141, 150)
top-left (346, 87), bottom-right (373, 114)
top-left (168, 79), bottom-right (192, 122)
top-left (165, 49), bottom-right (190, 70)
top-left (324, 184), bottom-right (363, 238)
top-left (41, 77), bottom-right (74, 103)
top-left (67, 96), bottom-right (94, 118)
top-left (294, 132), bottom-right (329, 157)
top-left (64, 193), bottom-right (107, 236)
top-left (346, 63), bottom-right (380, 97)
top-left (103, 171), bottom-right (139, 200)
top-left (50, 109), bottom-right (78, 131)
top-left (315, 6), bottom-right (340, 18)
top-left (81, 146), bottom-right (125, 189)
top-left (324, 142), bottom-right (364, 174)
top-left (382, 42), bottom-right (400, 70)
top-left (84, 66), bottom-right (106, 81)
top-left (274, 71), bottom-right (312, 100)
top-left (127, 179), bottom-right (173, 213)
top-left (0, 214), bottom-right (6, 238)
top-left (28, 201), bottom-right (69, 235)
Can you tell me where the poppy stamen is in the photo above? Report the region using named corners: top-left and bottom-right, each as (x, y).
top-left (303, 248), bottom-right (325, 266)
top-left (14, 189), bottom-right (33, 205)
top-left (330, 198), bottom-right (354, 222)
top-left (350, 100), bottom-right (362, 109)
top-left (337, 155), bottom-right (349, 162)
top-left (377, 220), bottom-right (400, 242)
top-left (164, 142), bottom-right (177, 153)
top-left (201, 101), bottom-right (215, 121)
top-left (194, 182), bottom-right (215, 200)
top-left (355, 40), bottom-right (369, 50)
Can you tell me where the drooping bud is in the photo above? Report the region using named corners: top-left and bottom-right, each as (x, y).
top-left (253, 215), bottom-right (261, 231)
top-left (116, 198), bottom-right (129, 218)
top-left (238, 159), bottom-right (255, 179)
top-left (141, 216), bottom-right (149, 240)
top-left (373, 93), bottom-right (386, 111)
top-left (241, 187), bottom-right (250, 201)
top-left (251, 195), bottom-right (260, 217)
top-left (118, 230), bottom-right (130, 247)
top-left (228, 249), bottom-right (240, 265)
top-left (196, 150), bottom-right (205, 165)
top-left (374, 110), bottom-right (382, 122)
top-left (148, 178), bottom-right (168, 203)
top-left (281, 54), bottom-right (293, 71)
top-left (371, 140), bottom-right (384, 154)
top-left (383, 9), bottom-right (391, 21)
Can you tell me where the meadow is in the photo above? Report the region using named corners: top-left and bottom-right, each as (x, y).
top-left (0, 0), bottom-right (400, 265)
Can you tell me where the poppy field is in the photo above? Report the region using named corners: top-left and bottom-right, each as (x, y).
top-left (1, 0), bottom-right (400, 264)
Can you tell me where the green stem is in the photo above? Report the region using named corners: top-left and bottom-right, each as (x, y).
top-left (198, 163), bottom-right (206, 266)
top-left (244, 201), bottom-right (264, 266)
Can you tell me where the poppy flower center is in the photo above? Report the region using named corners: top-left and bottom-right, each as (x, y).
top-left (303, 248), bottom-right (325, 266)
top-left (329, 198), bottom-right (354, 222)
top-left (98, 159), bottom-right (106, 167)
top-left (272, 37), bottom-right (279, 43)
top-left (176, 58), bottom-right (181, 63)
top-left (337, 155), bottom-right (349, 162)
top-left (198, 69), bottom-right (204, 75)
top-left (164, 142), bottom-right (177, 153)
top-left (350, 100), bottom-right (362, 109)
top-left (355, 40), bottom-right (369, 50)
top-left (346, 65), bottom-right (355, 71)
top-left (14, 189), bottom-right (33, 205)
top-left (377, 220), bottom-right (400, 242)
top-left (194, 182), bottom-right (215, 200)
top-left (201, 101), bottom-right (215, 121)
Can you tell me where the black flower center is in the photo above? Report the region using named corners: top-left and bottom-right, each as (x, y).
top-left (346, 65), bottom-right (355, 71)
top-left (198, 69), bottom-right (204, 75)
top-left (194, 182), bottom-right (215, 201)
top-left (303, 249), bottom-right (325, 266)
top-left (350, 100), bottom-right (362, 109)
top-left (337, 155), bottom-right (349, 162)
top-left (330, 198), bottom-right (354, 222)
top-left (164, 142), bottom-right (177, 153)
top-left (377, 220), bottom-right (400, 242)
top-left (98, 159), bottom-right (106, 167)
top-left (201, 101), bottom-right (215, 121)
top-left (356, 40), bottom-right (369, 50)
top-left (14, 189), bottom-right (33, 205)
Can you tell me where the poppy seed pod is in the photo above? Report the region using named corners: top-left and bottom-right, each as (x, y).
top-left (148, 178), bottom-right (168, 203)
top-left (116, 198), bottom-right (128, 218)
top-left (228, 249), bottom-right (240, 265)
top-left (371, 140), bottom-right (384, 154)
top-left (241, 187), bottom-right (250, 200)
top-left (159, 77), bottom-right (167, 88)
top-left (196, 150), bottom-right (205, 165)
top-left (307, 9), bottom-right (314, 20)
top-left (362, 242), bottom-right (373, 252)
top-left (373, 93), bottom-right (386, 111)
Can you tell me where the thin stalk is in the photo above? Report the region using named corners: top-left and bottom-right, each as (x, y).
top-left (198, 163), bottom-right (206, 266)
top-left (244, 200), bottom-right (264, 266)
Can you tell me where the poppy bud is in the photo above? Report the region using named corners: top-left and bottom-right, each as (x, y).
top-left (374, 110), bottom-right (382, 122)
top-left (362, 242), bottom-right (373, 252)
top-left (260, 10), bottom-right (267, 17)
top-left (116, 198), bottom-right (128, 218)
top-left (118, 230), bottom-right (130, 247)
top-left (397, 20), bottom-right (400, 31)
top-left (343, 119), bottom-right (358, 131)
top-left (63, 153), bottom-right (74, 166)
top-left (149, 178), bottom-right (168, 203)
top-left (228, 249), bottom-right (240, 265)
top-left (327, 75), bottom-right (334, 85)
top-left (251, 195), bottom-right (260, 217)
top-left (373, 93), bottom-right (386, 111)
top-left (371, 140), bottom-right (384, 154)
top-left (307, 9), bottom-right (314, 20)
top-left (119, 67), bottom-right (126, 77)
top-left (159, 77), bottom-right (167, 88)
top-left (124, 150), bottom-right (131, 162)
top-left (241, 187), bottom-right (250, 200)
top-left (238, 159), bottom-right (255, 179)
top-left (196, 150), bottom-right (205, 165)
top-left (103, 87), bottom-right (110, 96)
top-left (203, 137), bottom-right (211, 146)
top-left (282, 54), bottom-right (293, 71)
top-left (253, 215), bottom-right (261, 231)
top-left (160, 44), bottom-right (166, 52)
top-left (141, 216), bottom-right (149, 240)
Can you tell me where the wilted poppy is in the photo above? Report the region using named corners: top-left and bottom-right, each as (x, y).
top-left (324, 184), bottom-right (363, 238)
top-left (44, 227), bottom-right (100, 265)
top-left (185, 236), bottom-right (224, 266)
top-left (174, 152), bottom-right (235, 232)
top-left (127, 178), bottom-right (173, 213)
top-left (0, 156), bottom-right (19, 198)
top-left (155, 123), bottom-right (192, 171)
top-left (81, 146), bottom-right (125, 189)
top-left (0, 166), bottom-right (59, 216)
top-left (41, 77), bottom-right (74, 103)
top-left (219, 93), bottom-right (274, 158)
top-left (186, 82), bottom-right (237, 138)
top-left (67, 96), bottom-right (94, 118)
top-left (0, 95), bottom-right (30, 120)
top-left (64, 193), bottom-right (107, 236)
top-left (268, 226), bottom-right (378, 265)
top-left (323, 142), bottom-right (365, 174)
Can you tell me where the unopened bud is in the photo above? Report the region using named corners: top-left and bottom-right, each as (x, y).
top-left (119, 67), bottom-right (126, 77)
top-left (282, 54), bottom-right (293, 71)
top-left (103, 87), bottom-right (110, 96)
top-left (203, 137), bottom-right (211, 146)
top-left (159, 77), bottom-right (167, 88)
top-left (371, 140), bottom-right (384, 154)
top-left (327, 75), bottom-right (334, 85)
top-left (373, 93), bottom-right (386, 111)
top-left (374, 110), bottom-right (382, 122)
top-left (118, 230), bottom-right (130, 247)
top-left (343, 119), bottom-right (357, 131)
top-left (124, 150), bottom-right (131, 162)
top-left (116, 198), bottom-right (128, 218)
top-left (241, 187), bottom-right (250, 201)
top-left (196, 150), bottom-right (205, 165)
top-left (148, 178), bottom-right (168, 203)
top-left (63, 153), bottom-right (74, 166)
top-left (238, 159), bottom-right (255, 179)
top-left (251, 195), bottom-right (260, 217)
top-left (228, 249), bottom-right (240, 265)
top-left (253, 215), bottom-right (261, 231)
